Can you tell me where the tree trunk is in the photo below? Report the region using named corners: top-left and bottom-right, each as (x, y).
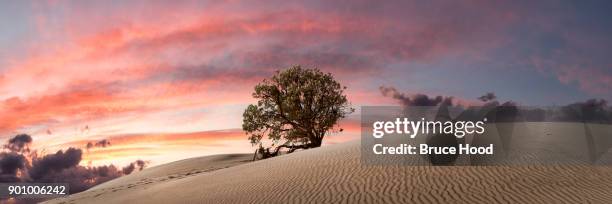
top-left (252, 149), bottom-right (258, 161)
top-left (310, 139), bottom-right (322, 148)
top-left (255, 137), bottom-right (325, 160)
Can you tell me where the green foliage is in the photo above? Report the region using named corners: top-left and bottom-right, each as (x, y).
top-left (242, 65), bottom-right (353, 153)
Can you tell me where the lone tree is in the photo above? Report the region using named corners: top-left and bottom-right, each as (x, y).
top-left (243, 65), bottom-right (353, 159)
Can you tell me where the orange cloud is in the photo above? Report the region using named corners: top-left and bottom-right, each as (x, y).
top-left (66, 129), bottom-right (250, 166)
top-left (0, 85), bottom-right (135, 132)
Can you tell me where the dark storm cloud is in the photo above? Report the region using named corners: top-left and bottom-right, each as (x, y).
top-left (0, 153), bottom-right (27, 182)
top-left (121, 160), bottom-right (147, 175)
top-left (556, 99), bottom-right (612, 123)
top-left (4, 134), bottom-right (32, 152)
top-left (0, 135), bottom-right (150, 195)
top-left (22, 144), bottom-right (148, 193)
top-left (47, 165), bottom-right (124, 193)
top-left (380, 86), bottom-right (453, 107)
top-left (30, 159), bottom-right (147, 193)
top-left (28, 148), bottom-right (82, 180)
top-left (478, 93), bottom-right (497, 102)
top-left (48, 160), bottom-right (147, 193)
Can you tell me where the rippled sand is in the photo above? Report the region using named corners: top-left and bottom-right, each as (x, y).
top-left (44, 136), bottom-right (612, 204)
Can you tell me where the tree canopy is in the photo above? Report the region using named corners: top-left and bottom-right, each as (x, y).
top-left (242, 65), bottom-right (353, 158)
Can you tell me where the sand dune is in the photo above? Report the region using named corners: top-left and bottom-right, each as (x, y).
top-left (45, 124), bottom-right (612, 203)
top-left (90, 154), bottom-right (252, 191)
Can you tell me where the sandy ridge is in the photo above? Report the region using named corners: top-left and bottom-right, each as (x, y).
top-left (45, 138), bottom-right (612, 204)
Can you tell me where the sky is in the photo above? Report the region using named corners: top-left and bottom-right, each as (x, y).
top-left (0, 0), bottom-right (611, 167)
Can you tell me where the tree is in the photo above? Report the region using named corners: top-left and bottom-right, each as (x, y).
top-left (243, 65), bottom-right (354, 159)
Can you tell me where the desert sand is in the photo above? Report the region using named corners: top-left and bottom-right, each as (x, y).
top-left (44, 123), bottom-right (612, 204)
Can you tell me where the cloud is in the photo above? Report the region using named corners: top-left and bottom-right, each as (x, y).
top-left (0, 0), bottom-right (571, 141)
top-left (0, 153), bottom-right (27, 182)
top-left (121, 160), bottom-right (147, 175)
top-left (0, 134), bottom-right (149, 195)
top-left (28, 148), bottom-right (83, 180)
top-left (379, 86), bottom-right (453, 107)
top-left (0, 83), bottom-right (149, 133)
top-left (478, 93), bottom-right (497, 102)
top-left (72, 129), bottom-right (247, 148)
top-left (4, 134), bottom-right (32, 153)
top-left (31, 164), bottom-right (123, 193)
top-left (86, 139), bottom-right (111, 150)
top-left (28, 149), bottom-right (146, 193)
top-left (36, 129), bottom-right (251, 167)
top-left (556, 99), bottom-right (612, 123)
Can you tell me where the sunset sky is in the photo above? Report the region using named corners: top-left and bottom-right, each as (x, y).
top-left (1, 0), bottom-right (611, 167)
